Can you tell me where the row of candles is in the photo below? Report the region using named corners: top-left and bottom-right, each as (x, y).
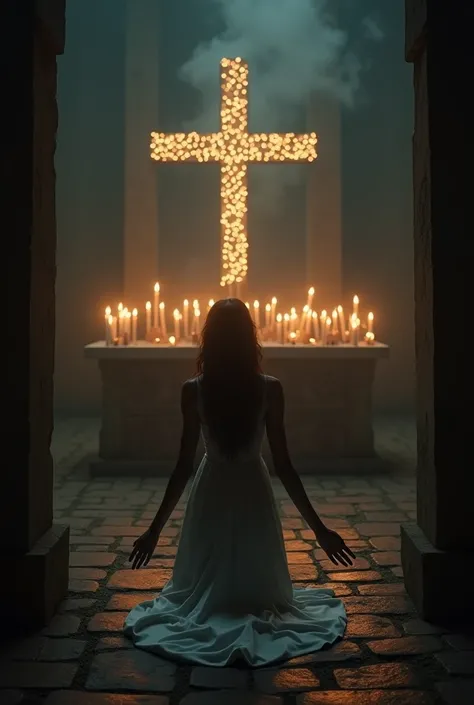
top-left (104, 284), bottom-right (376, 347)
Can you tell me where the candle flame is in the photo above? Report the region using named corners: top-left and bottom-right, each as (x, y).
top-left (108, 315), bottom-right (113, 325)
top-left (309, 337), bottom-right (316, 344)
top-left (353, 294), bottom-right (359, 305)
top-left (193, 299), bottom-right (199, 309)
top-left (337, 305), bottom-right (343, 313)
top-left (312, 311), bottom-right (318, 319)
top-left (126, 311), bottom-right (132, 319)
top-left (118, 302), bottom-right (123, 312)
top-left (195, 309), bottom-right (201, 317)
top-left (368, 311), bottom-right (374, 321)
top-left (245, 302), bottom-right (250, 309)
top-left (154, 282), bottom-right (160, 293)
top-left (146, 301), bottom-right (151, 311)
top-left (332, 309), bottom-right (337, 318)
top-left (265, 303), bottom-right (271, 312)
top-left (276, 313), bottom-right (283, 322)
top-left (105, 306), bottom-right (111, 316)
top-left (184, 299), bottom-right (189, 306)
top-left (290, 331), bottom-right (296, 339)
top-left (321, 309), bottom-right (327, 320)
top-left (326, 317), bottom-right (331, 326)
top-left (271, 297), bottom-right (277, 305)
top-left (169, 335), bottom-right (176, 345)
top-left (208, 299), bottom-right (215, 307)
top-left (173, 309), bottom-right (180, 319)
top-left (303, 304), bottom-right (309, 313)
top-left (159, 302), bottom-right (165, 310)
top-left (284, 313), bottom-right (290, 321)
top-left (290, 307), bottom-right (296, 315)
top-left (132, 308), bottom-right (138, 317)
top-left (254, 300), bottom-right (259, 308)
top-left (308, 287), bottom-right (315, 296)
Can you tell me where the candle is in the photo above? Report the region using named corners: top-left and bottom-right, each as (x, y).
top-left (323, 316), bottom-right (331, 344)
top-left (290, 307), bottom-right (297, 333)
top-left (332, 309), bottom-right (338, 335)
top-left (353, 294), bottom-right (359, 319)
top-left (307, 286), bottom-right (315, 309)
top-left (289, 331), bottom-right (297, 345)
top-left (305, 309), bottom-right (312, 335)
top-left (337, 305), bottom-right (345, 337)
top-left (320, 310), bottom-right (327, 335)
top-left (169, 335), bottom-right (176, 346)
top-left (365, 331), bottom-right (375, 345)
top-left (173, 309), bottom-right (180, 342)
top-left (159, 301), bottom-right (167, 337)
top-left (312, 311), bottom-right (320, 340)
top-left (145, 301), bottom-right (151, 334)
top-left (154, 283), bottom-right (160, 329)
top-left (253, 300), bottom-right (260, 329)
top-left (193, 299), bottom-right (199, 312)
top-left (265, 303), bottom-right (271, 330)
top-left (183, 299), bottom-right (189, 338)
top-left (350, 314), bottom-right (360, 345)
top-left (126, 310), bottom-right (132, 338)
top-left (283, 313), bottom-right (290, 343)
top-left (271, 297), bottom-right (277, 334)
top-left (301, 304), bottom-right (309, 332)
top-left (132, 308), bottom-right (138, 343)
top-left (194, 308), bottom-right (201, 335)
top-left (105, 306), bottom-right (111, 343)
top-left (117, 302), bottom-right (124, 338)
top-left (367, 311), bottom-right (374, 335)
top-left (110, 316), bottom-right (117, 340)
top-left (276, 313), bottom-right (283, 343)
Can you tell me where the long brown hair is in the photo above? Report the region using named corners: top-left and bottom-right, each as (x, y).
top-left (196, 298), bottom-right (264, 458)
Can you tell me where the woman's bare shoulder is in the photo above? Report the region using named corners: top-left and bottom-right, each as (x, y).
top-left (263, 375), bottom-right (283, 395)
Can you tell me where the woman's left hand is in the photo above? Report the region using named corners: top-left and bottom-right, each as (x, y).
top-left (128, 527), bottom-right (160, 569)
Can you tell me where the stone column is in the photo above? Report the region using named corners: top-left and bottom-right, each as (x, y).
top-left (2, 0), bottom-right (69, 629)
top-left (306, 91), bottom-right (342, 307)
top-left (401, 0), bottom-right (473, 624)
top-left (123, 0), bottom-right (160, 309)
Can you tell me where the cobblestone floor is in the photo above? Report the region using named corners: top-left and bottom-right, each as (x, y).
top-left (1, 417), bottom-right (473, 705)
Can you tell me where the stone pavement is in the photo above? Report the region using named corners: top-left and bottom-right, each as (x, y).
top-left (0, 417), bottom-right (472, 705)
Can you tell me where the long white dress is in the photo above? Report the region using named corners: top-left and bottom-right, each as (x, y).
top-left (124, 375), bottom-right (347, 667)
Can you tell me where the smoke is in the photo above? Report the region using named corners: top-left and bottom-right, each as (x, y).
top-left (178, 0), bottom-right (382, 206)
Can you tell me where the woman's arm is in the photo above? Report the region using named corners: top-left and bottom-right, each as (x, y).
top-left (265, 377), bottom-right (327, 536)
top-left (149, 379), bottom-right (201, 535)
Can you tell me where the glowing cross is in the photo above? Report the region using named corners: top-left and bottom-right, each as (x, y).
top-left (150, 58), bottom-right (317, 290)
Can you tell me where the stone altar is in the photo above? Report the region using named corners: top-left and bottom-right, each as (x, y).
top-left (85, 341), bottom-right (389, 476)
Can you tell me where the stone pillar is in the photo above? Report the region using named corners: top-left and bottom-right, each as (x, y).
top-left (123, 0), bottom-right (160, 309)
top-left (401, 0), bottom-right (473, 624)
top-left (2, 0), bottom-right (69, 629)
top-left (306, 91), bottom-right (342, 307)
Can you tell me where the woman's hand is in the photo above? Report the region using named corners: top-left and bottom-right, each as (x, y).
top-left (128, 526), bottom-right (161, 570)
top-left (314, 526), bottom-right (356, 567)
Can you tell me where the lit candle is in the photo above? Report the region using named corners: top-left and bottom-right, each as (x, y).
top-left (353, 294), bottom-right (359, 319)
top-left (305, 309), bottom-right (312, 335)
top-left (323, 316), bottom-right (331, 344)
top-left (253, 300), bottom-right (260, 329)
top-left (290, 308), bottom-right (297, 333)
top-left (117, 302), bottom-right (123, 338)
top-left (110, 316), bottom-right (117, 340)
top-left (194, 308), bottom-right (201, 335)
top-left (173, 309), bottom-right (180, 342)
top-left (105, 306), bottom-right (111, 343)
top-left (276, 313), bottom-right (283, 343)
top-left (367, 311), bottom-right (374, 335)
top-left (145, 301), bottom-right (151, 334)
top-left (351, 315), bottom-right (360, 346)
top-left (301, 304), bottom-right (309, 332)
top-left (132, 308), bottom-right (138, 343)
top-left (312, 311), bottom-right (320, 341)
top-left (193, 299), bottom-right (199, 312)
top-left (126, 310), bottom-right (132, 338)
top-left (307, 286), bottom-right (315, 309)
top-left (159, 301), bottom-right (167, 337)
top-left (320, 310), bottom-right (327, 334)
top-left (154, 283), bottom-right (160, 329)
top-left (332, 309), bottom-right (338, 335)
top-left (283, 313), bottom-right (290, 343)
top-left (169, 335), bottom-right (176, 346)
top-left (271, 297), bottom-right (277, 334)
top-left (107, 315), bottom-right (114, 344)
top-left (183, 299), bottom-right (189, 338)
top-left (337, 305), bottom-right (345, 337)
top-left (265, 303), bottom-right (271, 330)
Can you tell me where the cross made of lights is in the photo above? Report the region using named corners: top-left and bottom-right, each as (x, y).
top-left (150, 57), bottom-right (318, 291)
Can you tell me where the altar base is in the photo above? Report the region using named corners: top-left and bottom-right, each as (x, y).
top-left (84, 342), bottom-right (389, 476)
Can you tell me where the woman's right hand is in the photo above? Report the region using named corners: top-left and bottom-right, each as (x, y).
top-left (314, 526), bottom-right (356, 567)
top-left (128, 526), bottom-right (161, 569)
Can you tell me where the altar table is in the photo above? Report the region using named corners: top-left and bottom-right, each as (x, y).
top-left (84, 341), bottom-right (389, 476)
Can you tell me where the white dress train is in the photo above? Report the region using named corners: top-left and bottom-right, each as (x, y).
top-left (124, 375), bottom-right (347, 667)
